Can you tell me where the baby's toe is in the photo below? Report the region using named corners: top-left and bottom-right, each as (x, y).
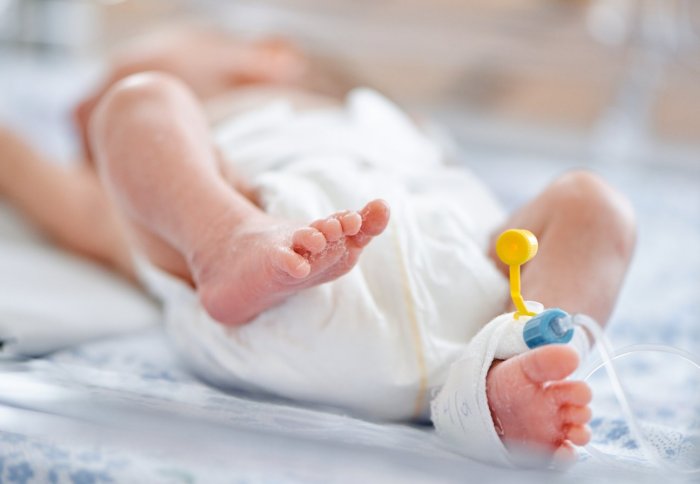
top-left (349, 199), bottom-right (391, 248)
top-left (546, 381), bottom-right (593, 407)
top-left (292, 227), bottom-right (326, 254)
top-left (273, 247), bottom-right (311, 279)
top-left (337, 211), bottom-right (362, 236)
top-left (520, 345), bottom-right (580, 383)
top-left (359, 199), bottom-right (390, 236)
top-left (560, 405), bottom-right (592, 426)
top-left (311, 218), bottom-right (343, 242)
top-left (565, 425), bottom-right (591, 446)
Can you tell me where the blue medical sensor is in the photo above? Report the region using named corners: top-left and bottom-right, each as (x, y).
top-left (523, 308), bottom-right (574, 349)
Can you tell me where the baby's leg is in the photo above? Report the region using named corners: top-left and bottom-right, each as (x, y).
top-left (491, 171), bottom-right (637, 323)
top-left (485, 172), bottom-right (636, 459)
top-left (90, 72), bottom-right (390, 326)
top-left (0, 128), bottom-right (134, 278)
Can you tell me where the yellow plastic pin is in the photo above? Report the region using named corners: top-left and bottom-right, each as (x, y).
top-left (496, 229), bottom-right (538, 319)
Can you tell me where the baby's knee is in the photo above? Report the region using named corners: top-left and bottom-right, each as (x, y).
top-left (89, 72), bottom-right (199, 166)
top-left (90, 72), bottom-right (192, 134)
top-left (551, 171), bottom-right (636, 254)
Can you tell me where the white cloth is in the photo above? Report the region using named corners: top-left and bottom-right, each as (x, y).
top-left (0, 203), bottom-right (159, 357)
top-left (138, 88), bottom-right (510, 422)
top-left (430, 304), bottom-right (539, 467)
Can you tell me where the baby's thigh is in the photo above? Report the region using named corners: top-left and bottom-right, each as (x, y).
top-left (493, 170), bottom-right (635, 247)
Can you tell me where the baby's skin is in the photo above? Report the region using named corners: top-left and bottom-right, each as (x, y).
top-left (487, 345), bottom-right (592, 461)
top-left (192, 199), bottom-right (391, 326)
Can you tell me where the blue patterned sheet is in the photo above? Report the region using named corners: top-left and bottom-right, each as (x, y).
top-left (0, 49), bottom-right (698, 483)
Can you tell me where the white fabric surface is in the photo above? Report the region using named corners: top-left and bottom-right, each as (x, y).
top-left (0, 202), bottom-right (160, 357)
top-left (139, 88), bottom-right (511, 421)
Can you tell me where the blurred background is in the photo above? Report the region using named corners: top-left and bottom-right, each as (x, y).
top-left (0, 0), bottom-right (699, 168)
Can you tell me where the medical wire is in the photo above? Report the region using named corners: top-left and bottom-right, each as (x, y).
top-left (573, 313), bottom-right (700, 475)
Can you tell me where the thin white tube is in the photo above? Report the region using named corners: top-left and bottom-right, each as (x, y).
top-left (573, 313), bottom-right (700, 474)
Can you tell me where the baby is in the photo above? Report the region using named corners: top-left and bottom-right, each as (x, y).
top-left (0, 28), bottom-right (636, 466)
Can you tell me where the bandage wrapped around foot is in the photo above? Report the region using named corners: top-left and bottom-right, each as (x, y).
top-left (430, 302), bottom-right (589, 466)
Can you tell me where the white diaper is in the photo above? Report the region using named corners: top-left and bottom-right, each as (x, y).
top-left (137, 89), bottom-right (510, 425)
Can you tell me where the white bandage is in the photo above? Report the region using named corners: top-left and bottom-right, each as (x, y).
top-left (430, 305), bottom-right (542, 466)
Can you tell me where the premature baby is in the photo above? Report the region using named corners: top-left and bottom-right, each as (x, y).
top-left (0, 28), bottom-right (636, 466)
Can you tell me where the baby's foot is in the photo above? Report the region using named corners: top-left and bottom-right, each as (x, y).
top-left (192, 199), bottom-right (390, 326)
top-left (486, 345), bottom-right (592, 462)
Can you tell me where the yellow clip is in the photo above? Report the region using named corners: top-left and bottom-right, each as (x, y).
top-left (496, 229), bottom-right (538, 319)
